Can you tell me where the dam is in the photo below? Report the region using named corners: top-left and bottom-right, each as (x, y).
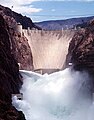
top-left (17, 23), bottom-right (75, 73)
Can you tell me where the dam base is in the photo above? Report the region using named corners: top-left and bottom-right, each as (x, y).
top-left (34, 68), bottom-right (61, 74)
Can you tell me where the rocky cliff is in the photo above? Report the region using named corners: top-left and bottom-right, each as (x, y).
top-left (0, 4), bottom-right (41, 30)
top-left (0, 5), bottom-right (34, 70)
top-left (66, 20), bottom-right (94, 76)
top-left (0, 14), bottom-right (26, 120)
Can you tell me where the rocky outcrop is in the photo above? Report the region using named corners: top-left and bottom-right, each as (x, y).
top-left (66, 20), bottom-right (94, 75)
top-left (10, 31), bottom-right (34, 70)
top-left (0, 14), bottom-right (26, 119)
top-left (0, 5), bottom-right (34, 70)
top-left (0, 100), bottom-right (25, 120)
top-left (0, 4), bottom-right (41, 30)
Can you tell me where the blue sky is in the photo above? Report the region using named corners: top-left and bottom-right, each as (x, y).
top-left (0, 0), bottom-right (94, 22)
top-left (31, 1), bottom-right (94, 22)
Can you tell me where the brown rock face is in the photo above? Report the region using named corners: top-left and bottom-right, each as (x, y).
top-left (0, 100), bottom-right (25, 120)
top-left (0, 5), bottom-right (34, 70)
top-left (9, 25), bottom-right (34, 70)
top-left (0, 4), bottom-right (41, 30)
top-left (0, 14), bottom-right (26, 119)
top-left (66, 21), bottom-right (94, 75)
top-left (0, 15), bottom-right (21, 94)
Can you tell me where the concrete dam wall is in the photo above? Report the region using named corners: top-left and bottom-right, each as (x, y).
top-left (22, 29), bottom-right (75, 71)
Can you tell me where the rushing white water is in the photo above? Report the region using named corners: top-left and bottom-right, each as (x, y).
top-left (12, 68), bottom-right (94, 120)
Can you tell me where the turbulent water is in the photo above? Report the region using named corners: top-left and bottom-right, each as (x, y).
top-left (12, 68), bottom-right (94, 120)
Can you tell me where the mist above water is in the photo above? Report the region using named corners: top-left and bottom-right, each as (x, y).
top-left (12, 68), bottom-right (94, 120)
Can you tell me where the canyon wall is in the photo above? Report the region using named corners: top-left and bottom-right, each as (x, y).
top-left (0, 4), bottom-right (41, 30)
top-left (0, 14), bottom-right (25, 120)
top-left (0, 6), bottom-right (34, 71)
top-left (66, 22), bottom-right (94, 74)
top-left (23, 29), bottom-right (75, 70)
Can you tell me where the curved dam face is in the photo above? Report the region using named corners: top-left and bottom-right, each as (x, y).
top-left (23, 29), bottom-right (75, 72)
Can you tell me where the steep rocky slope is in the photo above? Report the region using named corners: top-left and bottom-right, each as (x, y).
top-left (66, 20), bottom-right (94, 75)
top-left (0, 4), bottom-right (41, 30)
top-left (8, 20), bottom-right (34, 70)
top-left (0, 6), bottom-right (34, 70)
top-left (10, 31), bottom-right (34, 70)
top-left (0, 14), bottom-right (25, 120)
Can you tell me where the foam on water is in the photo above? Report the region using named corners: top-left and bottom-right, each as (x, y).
top-left (12, 68), bottom-right (94, 120)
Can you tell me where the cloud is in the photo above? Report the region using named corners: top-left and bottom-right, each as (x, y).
top-left (0, 0), bottom-right (93, 15)
top-left (70, 10), bottom-right (76, 13)
top-left (0, 0), bottom-right (39, 6)
top-left (51, 9), bottom-right (56, 12)
top-left (48, 0), bottom-right (94, 1)
top-left (13, 5), bottom-right (42, 15)
top-left (0, 0), bottom-right (42, 15)
top-left (0, 0), bottom-right (94, 6)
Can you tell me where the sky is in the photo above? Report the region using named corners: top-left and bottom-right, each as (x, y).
top-left (0, 0), bottom-right (94, 22)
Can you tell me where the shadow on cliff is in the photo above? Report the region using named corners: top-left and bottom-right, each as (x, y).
top-left (65, 19), bottom-right (94, 92)
top-left (0, 14), bottom-right (26, 120)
